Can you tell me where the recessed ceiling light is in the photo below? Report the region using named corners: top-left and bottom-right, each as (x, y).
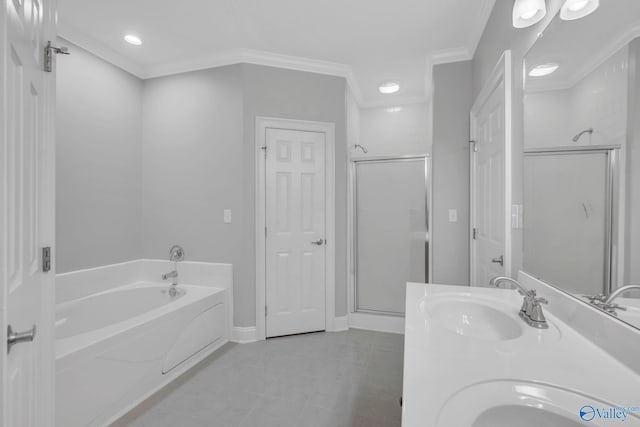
top-left (378, 81), bottom-right (400, 94)
top-left (512, 0), bottom-right (546, 28)
top-left (124, 34), bottom-right (143, 46)
top-left (529, 63), bottom-right (560, 77)
top-left (385, 107), bottom-right (403, 113)
top-left (560, 0), bottom-right (599, 21)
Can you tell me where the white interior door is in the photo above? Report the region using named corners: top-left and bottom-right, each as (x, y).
top-left (265, 128), bottom-right (326, 337)
top-left (471, 51), bottom-right (512, 287)
top-left (2, 0), bottom-right (55, 426)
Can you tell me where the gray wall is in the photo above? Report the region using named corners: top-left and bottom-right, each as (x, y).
top-left (56, 39), bottom-right (143, 273)
top-left (472, 0), bottom-right (564, 276)
top-left (359, 104), bottom-right (431, 156)
top-left (139, 64), bottom-right (347, 327)
top-left (141, 65), bottom-right (245, 322)
top-left (241, 64), bottom-right (348, 321)
top-left (432, 61), bottom-right (473, 285)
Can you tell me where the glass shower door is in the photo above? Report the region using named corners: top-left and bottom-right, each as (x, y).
top-left (353, 156), bottom-right (429, 316)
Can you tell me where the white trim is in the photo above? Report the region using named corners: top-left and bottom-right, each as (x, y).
top-left (59, 0), bottom-right (496, 111)
top-left (231, 327), bottom-right (258, 344)
top-left (348, 312), bottom-right (404, 335)
top-left (255, 117), bottom-right (336, 341)
top-left (57, 29), bottom-right (146, 77)
top-left (470, 50), bottom-right (513, 284)
top-left (332, 316), bottom-right (349, 332)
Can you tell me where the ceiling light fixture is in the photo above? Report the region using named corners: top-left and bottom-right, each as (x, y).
top-left (560, 0), bottom-right (599, 21)
top-left (528, 62), bottom-right (560, 77)
top-left (385, 107), bottom-right (403, 113)
top-left (512, 0), bottom-right (547, 28)
top-left (378, 81), bottom-right (400, 94)
top-left (124, 34), bottom-right (143, 46)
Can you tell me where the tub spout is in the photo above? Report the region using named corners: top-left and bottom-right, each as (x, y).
top-left (162, 270), bottom-right (178, 285)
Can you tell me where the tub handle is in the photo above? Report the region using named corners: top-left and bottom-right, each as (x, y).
top-left (7, 324), bottom-right (36, 354)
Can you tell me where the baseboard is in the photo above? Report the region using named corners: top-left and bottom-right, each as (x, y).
top-left (231, 326), bottom-right (258, 343)
top-left (349, 312), bottom-right (405, 334)
top-left (331, 315), bottom-right (349, 332)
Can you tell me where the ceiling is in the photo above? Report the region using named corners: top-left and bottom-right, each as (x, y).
top-left (525, 0), bottom-right (640, 92)
top-left (58, 0), bottom-right (495, 107)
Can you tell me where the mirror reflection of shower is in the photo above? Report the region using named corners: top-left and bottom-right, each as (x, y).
top-left (572, 127), bottom-right (593, 142)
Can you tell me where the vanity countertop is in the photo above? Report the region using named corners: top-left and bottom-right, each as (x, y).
top-left (401, 282), bottom-right (640, 427)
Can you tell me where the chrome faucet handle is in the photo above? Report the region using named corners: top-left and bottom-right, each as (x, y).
top-left (169, 245), bottom-right (185, 262)
top-left (533, 296), bottom-right (548, 305)
top-left (584, 294), bottom-right (606, 304)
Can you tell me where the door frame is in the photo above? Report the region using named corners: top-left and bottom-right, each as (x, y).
top-left (470, 50), bottom-right (513, 285)
top-left (255, 117), bottom-right (336, 341)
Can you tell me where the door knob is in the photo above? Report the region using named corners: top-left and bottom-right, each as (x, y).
top-left (7, 325), bottom-right (36, 354)
top-left (311, 239), bottom-right (324, 246)
top-left (491, 255), bottom-right (504, 267)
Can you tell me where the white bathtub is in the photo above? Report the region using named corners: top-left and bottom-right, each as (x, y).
top-left (55, 260), bottom-right (233, 427)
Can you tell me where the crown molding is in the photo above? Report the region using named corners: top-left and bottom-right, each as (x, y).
top-left (58, 25), bottom-right (146, 77)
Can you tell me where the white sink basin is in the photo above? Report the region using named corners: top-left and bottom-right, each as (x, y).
top-left (425, 297), bottom-right (523, 341)
top-left (436, 380), bottom-right (640, 427)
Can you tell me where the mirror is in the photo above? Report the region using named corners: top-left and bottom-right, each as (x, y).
top-left (523, 0), bottom-right (640, 329)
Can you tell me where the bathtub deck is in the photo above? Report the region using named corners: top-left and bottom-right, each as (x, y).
top-left (110, 329), bottom-right (403, 427)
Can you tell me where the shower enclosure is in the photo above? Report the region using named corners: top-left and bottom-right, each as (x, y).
top-left (524, 147), bottom-right (619, 295)
top-left (350, 155), bottom-right (430, 317)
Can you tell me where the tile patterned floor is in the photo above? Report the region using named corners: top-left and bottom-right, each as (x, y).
top-left (111, 329), bottom-right (404, 427)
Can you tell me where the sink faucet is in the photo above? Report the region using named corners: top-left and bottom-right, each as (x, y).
top-left (162, 245), bottom-right (185, 287)
top-left (604, 285), bottom-right (640, 304)
top-left (585, 285), bottom-right (640, 316)
top-left (489, 276), bottom-right (549, 329)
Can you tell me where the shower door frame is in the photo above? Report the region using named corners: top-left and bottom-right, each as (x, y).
top-left (523, 145), bottom-right (621, 295)
top-left (347, 154), bottom-right (432, 319)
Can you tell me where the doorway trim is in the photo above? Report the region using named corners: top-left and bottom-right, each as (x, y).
top-left (469, 50), bottom-right (513, 285)
top-left (255, 117), bottom-right (336, 341)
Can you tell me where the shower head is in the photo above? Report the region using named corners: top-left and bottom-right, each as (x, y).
top-left (354, 144), bottom-right (368, 154)
top-left (572, 128), bottom-right (593, 142)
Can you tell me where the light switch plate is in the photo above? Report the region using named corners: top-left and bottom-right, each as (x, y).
top-left (223, 209), bottom-right (232, 224)
top-left (448, 209), bottom-right (458, 223)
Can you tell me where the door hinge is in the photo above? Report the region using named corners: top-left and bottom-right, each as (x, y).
top-left (261, 146), bottom-right (267, 158)
top-left (44, 41), bottom-right (70, 73)
top-left (472, 228), bottom-right (478, 240)
top-left (470, 140), bottom-right (478, 152)
top-left (42, 247), bottom-right (51, 273)
top-left (265, 305), bottom-right (268, 316)
top-left (265, 227), bottom-right (267, 237)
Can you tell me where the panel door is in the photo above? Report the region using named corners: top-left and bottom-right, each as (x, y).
top-left (472, 81), bottom-right (506, 286)
top-left (2, 0), bottom-right (55, 426)
top-left (265, 128), bottom-right (326, 337)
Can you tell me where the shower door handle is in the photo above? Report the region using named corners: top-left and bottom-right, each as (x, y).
top-left (491, 255), bottom-right (504, 267)
top-left (311, 239), bottom-right (325, 246)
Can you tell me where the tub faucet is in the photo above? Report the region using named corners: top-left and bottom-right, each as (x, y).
top-left (162, 270), bottom-right (178, 285)
top-left (162, 245), bottom-right (184, 287)
top-left (489, 276), bottom-right (549, 329)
